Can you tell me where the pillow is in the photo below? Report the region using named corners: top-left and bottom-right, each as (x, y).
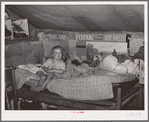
top-left (122, 59), bottom-right (137, 75)
top-left (98, 55), bottom-right (119, 71)
top-left (113, 64), bottom-right (128, 74)
top-left (98, 55), bottom-right (128, 74)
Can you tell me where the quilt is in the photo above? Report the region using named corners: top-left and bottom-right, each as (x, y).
top-left (15, 65), bottom-right (136, 100)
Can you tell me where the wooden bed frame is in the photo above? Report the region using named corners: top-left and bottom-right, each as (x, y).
top-left (16, 78), bottom-right (143, 110)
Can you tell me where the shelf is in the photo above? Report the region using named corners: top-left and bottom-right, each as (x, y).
top-left (5, 37), bottom-right (33, 45)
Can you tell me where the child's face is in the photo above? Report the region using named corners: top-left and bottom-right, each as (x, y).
top-left (53, 49), bottom-right (62, 60)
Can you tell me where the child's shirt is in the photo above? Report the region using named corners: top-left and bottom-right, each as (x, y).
top-left (43, 59), bottom-right (66, 71)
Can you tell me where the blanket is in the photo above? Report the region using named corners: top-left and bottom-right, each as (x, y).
top-left (15, 63), bottom-right (93, 89)
top-left (60, 63), bottom-right (93, 79)
top-left (46, 75), bottom-right (113, 100)
top-left (15, 68), bottom-right (40, 89)
top-left (15, 64), bottom-right (114, 100)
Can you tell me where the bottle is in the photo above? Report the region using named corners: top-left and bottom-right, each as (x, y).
top-left (112, 49), bottom-right (117, 57)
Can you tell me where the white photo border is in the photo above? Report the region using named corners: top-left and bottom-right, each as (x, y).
top-left (1, 1), bottom-right (148, 121)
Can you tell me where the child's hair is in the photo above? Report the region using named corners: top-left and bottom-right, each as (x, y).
top-left (50, 45), bottom-right (68, 63)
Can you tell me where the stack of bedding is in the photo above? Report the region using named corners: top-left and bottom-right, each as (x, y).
top-left (15, 62), bottom-right (136, 100)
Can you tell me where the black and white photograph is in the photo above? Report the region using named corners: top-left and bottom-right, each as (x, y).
top-left (12, 19), bottom-right (29, 38)
top-left (1, 1), bottom-right (148, 121)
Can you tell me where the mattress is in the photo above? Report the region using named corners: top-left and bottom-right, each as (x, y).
top-left (25, 71), bottom-right (136, 86)
top-left (94, 69), bottom-right (136, 84)
top-left (16, 68), bottom-right (137, 100)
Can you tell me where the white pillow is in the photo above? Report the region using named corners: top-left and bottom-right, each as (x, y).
top-left (122, 59), bottom-right (136, 75)
top-left (113, 64), bottom-right (128, 74)
top-left (99, 55), bottom-right (128, 74)
top-left (99, 55), bottom-right (119, 71)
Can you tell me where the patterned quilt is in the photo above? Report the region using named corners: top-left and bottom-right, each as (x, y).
top-left (46, 75), bottom-right (114, 100)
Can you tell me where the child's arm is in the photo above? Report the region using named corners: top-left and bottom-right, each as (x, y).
top-left (42, 59), bottom-right (53, 72)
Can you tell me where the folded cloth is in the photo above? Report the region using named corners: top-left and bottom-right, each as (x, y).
top-left (60, 64), bottom-right (81, 79)
top-left (77, 63), bottom-right (90, 73)
top-left (61, 63), bottom-right (92, 79)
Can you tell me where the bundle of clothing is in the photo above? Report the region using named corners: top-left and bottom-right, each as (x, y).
top-left (71, 54), bottom-right (103, 68)
top-left (98, 54), bottom-right (138, 75)
top-left (60, 62), bottom-right (94, 79)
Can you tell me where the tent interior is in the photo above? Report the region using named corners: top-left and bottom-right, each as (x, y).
top-left (6, 5), bottom-right (144, 32)
top-left (5, 4), bottom-right (144, 58)
top-left (4, 3), bottom-right (145, 112)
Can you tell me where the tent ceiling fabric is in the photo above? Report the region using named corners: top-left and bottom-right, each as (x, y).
top-left (6, 5), bottom-right (144, 32)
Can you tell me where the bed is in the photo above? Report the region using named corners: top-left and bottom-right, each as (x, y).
top-left (14, 66), bottom-right (142, 110)
top-left (5, 41), bottom-right (143, 110)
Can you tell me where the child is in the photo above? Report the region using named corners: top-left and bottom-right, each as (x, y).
top-left (31, 45), bottom-right (68, 92)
